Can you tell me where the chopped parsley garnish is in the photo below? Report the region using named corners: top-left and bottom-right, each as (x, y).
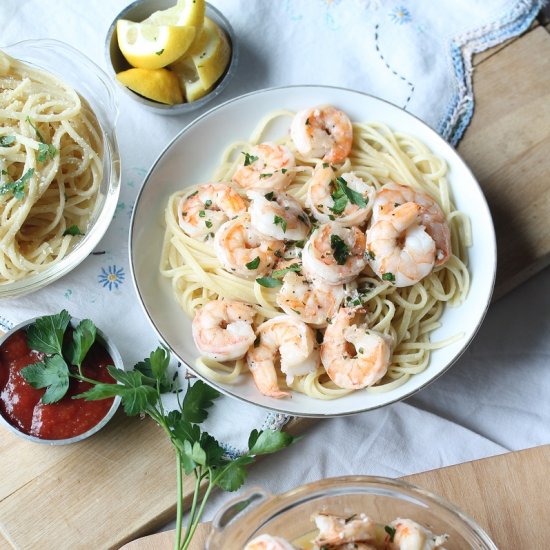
top-left (245, 256), bottom-right (260, 270)
top-left (281, 168), bottom-right (287, 174)
top-left (273, 215), bottom-right (287, 233)
top-left (259, 173), bottom-right (273, 179)
top-left (204, 199), bottom-right (212, 207)
top-left (294, 240), bottom-right (305, 249)
top-left (0, 136), bottom-right (16, 147)
top-left (242, 152), bottom-right (258, 166)
top-left (385, 525), bottom-right (396, 542)
top-left (305, 117), bottom-right (310, 126)
top-left (330, 176), bottom-right (367, 215)
top-left (38, 142), bottom-right (57, 163)
top-left (198, 210), bottom-right (206, 217)
top-left (382, 272), bottom-right (396, 282)
top-left (264, 191), bottom-right (275, 201)
top-left (322, 162), bottom-right (329, 168)
top-left (26, 117), bottom-right (57, 163)
top-left (187, 190), bottom-right (198, 198)
top-left (155, 49), bottom-right (164, 55)
top-left (330, 234), bottom-right (350, 265)
top-left (0, 168), bottom-right (34, 200)
top-left (365, 250), bottom-right (375, 261)
top-left (63, 224), bottom-right (84, 236)
top-left (205, 220), bottom-right (213, 228)
top-left (256, 263), bottom-right (300, 287)
top-left (255, 277), bottom-right (282, 288)
top-left (271, 263), bottom-right (300, 278)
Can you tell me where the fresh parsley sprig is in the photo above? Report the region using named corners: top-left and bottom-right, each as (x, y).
top-left (21, 310), bottom-right (102, 403)
top-left (76, 346), bottom-right (299, 550)
top-left (26, 116), bottom-right (58, 163)
top-left (329, 176), bottom-right (368, 215)
top-left (0, 168), bottom-right (34, 200)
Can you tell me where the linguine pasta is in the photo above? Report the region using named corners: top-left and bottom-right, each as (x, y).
top-left (160, 110), bottom-right (470, 400)
top-left (0, 52), bottom-right (103, 284)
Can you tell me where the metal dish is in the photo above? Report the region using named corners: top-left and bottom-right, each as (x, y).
top-left (105, 0), bottom-right (239, 115)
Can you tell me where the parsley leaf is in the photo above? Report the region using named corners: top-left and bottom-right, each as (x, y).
top-left (37, 142), bottom-right (57, 163)
top-left (242, 152), bottom-right (258, 166)
top-left (255, 276), bottom-right (283, 288)
top-left (0, 136), bottom-right (15, 147)
top-left (63, 224), bottom-right (84, 236)
top-left (385, 525), bottom-right (396, 542)
top-left (21, 355), bottom-right (70, 404)
top-left (336, 176), bottom-right (367, 208)
top-left (182, 380), bottom-right (221, 423)
top-left (329, 180), bottom-right (348, 214)
top-left (76, 367), bottom-right (158, 416)
top-left (264, 191), bottom-right (275, 201)
top-left (64, 318), bottom-right (96, 370)
top-left (155, 48), bottom-right (164, 55)
top-left (248, 429), bottom-right (298, 455)
top-left (382, 272), bottom-right (396, 282)
top-left (26, 309), bottom-right (71, 356)
top-left (0, 168), bottom-right (34, 200)
top-left (245, 256), bottom-right (261, 270)
top-left (273, 215), bottom-right (287, 233)
top-left (271, 263), bottom-right (301, 279)
top-left (330, 234), bottom-right (350, 265)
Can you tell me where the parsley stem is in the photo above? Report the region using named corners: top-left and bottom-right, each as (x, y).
top-left (181, 474), bottom-right (214, 550)
top-left (174, 452), bottom-right (184, 550)
top-left (181, 467), bottom-right (202, 547)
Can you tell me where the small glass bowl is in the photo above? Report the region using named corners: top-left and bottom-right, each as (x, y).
top-left (207, 476), bottom-right (498, 549)
top-left (0, 39), bottom-right (121, 299)
top-left (0, 317), bottom-right (124, 445)
top-left (105, 0), bottom-right (239, 115)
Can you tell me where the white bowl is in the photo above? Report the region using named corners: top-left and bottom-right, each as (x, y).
top-left (129, 85), bottom-right (496, 417)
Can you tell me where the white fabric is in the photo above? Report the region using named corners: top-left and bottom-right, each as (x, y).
top-left (1, 0), bottom-right (548, 534)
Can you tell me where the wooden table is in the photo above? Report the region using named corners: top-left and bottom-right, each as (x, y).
top-left (2, 17), bottom-right (550, 550)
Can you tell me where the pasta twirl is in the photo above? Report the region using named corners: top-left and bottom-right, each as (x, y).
top-left (0, 52), bottom-right (103, 284)
top-left (160, 110), bottom-right (470, 400)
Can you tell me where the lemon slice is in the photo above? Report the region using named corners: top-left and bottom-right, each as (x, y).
top-left (170, 17), bottom-right (231, 101)
top-left (116, 67), bottom-right (183, 104)
top-left (143, 0), bottom-right (205, 31)
top-left (117, 19), bottom-right (196, 70)
top-left (191, 17), bottom-right (231, 89)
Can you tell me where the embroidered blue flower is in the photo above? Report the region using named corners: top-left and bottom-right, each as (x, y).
top-left (98, 265), bottom-right (125, 291)
top-left (389, 6), bottom-right (411, 24)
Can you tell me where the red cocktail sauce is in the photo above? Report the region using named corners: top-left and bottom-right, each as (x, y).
top-left (0, 329), bottom-right (116, 440)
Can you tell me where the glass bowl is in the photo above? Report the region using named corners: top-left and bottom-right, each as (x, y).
top-left (207, 476), bottom-right (498, 549)
top-left (0, 39), bottom-right (121, 299)
top-left (0, 316), bottom-right (124, 445)
top-left (105, 0), bottom-right (239, 115)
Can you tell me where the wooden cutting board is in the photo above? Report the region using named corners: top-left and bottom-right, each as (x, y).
top-left (120, 444), bottom-right (550, 550)
top-left (2, 23), bottom-right (550, 550)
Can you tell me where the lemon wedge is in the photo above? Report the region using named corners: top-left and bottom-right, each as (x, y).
top-left (170, 17), bottom-right (231, 102)
top-left (116, 67), bottom-right (183, 104)
top-left (143, 0), bottom-right (205, 31)
top-left (117, 19), bottom-right (196, 70)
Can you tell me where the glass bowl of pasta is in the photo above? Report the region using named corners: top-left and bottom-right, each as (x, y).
top-left (206, 476), bottom-right (498, 549)
top-left (0, 39), bottom-right (121, 298)
top-left (130, 85), bottom-right (496, 417)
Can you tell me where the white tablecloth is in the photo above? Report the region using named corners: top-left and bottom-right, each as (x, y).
top-left (1, 0), bottom-right (549, 536)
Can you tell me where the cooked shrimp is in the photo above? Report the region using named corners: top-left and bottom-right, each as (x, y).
top-left (192, 300), bottom-right (256, 361)
top-left (302, 222), bottom-right (366, 285)
top-left (290, 105), bottom-right (353, 164)
top-left (248, 189), bottom-right (311, 241)
top-left (307, 164), bottom-right (375, 226)
top-left (247, 315), bottom-right (319, 398)
top-left (366, 202), bottom-right (436, 287)
top-left (177, 183), bottom-right (247, 239)
top-left (321, 308), bottom-right (392, 389)
top-left (244, 534), bottom-right (297, 550)
top-left (232, 142), bottom-right (296, 191)
top-left (215, 214), bottom-right (285, 278)
top-left (372, 183), bottom-right (451, 266)
top-left (276, 260), bottom-right (344, 327)
top-left (313, 512), bottom-right (377, 547)
top-left (388, 518), bottom-right (448, 550)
